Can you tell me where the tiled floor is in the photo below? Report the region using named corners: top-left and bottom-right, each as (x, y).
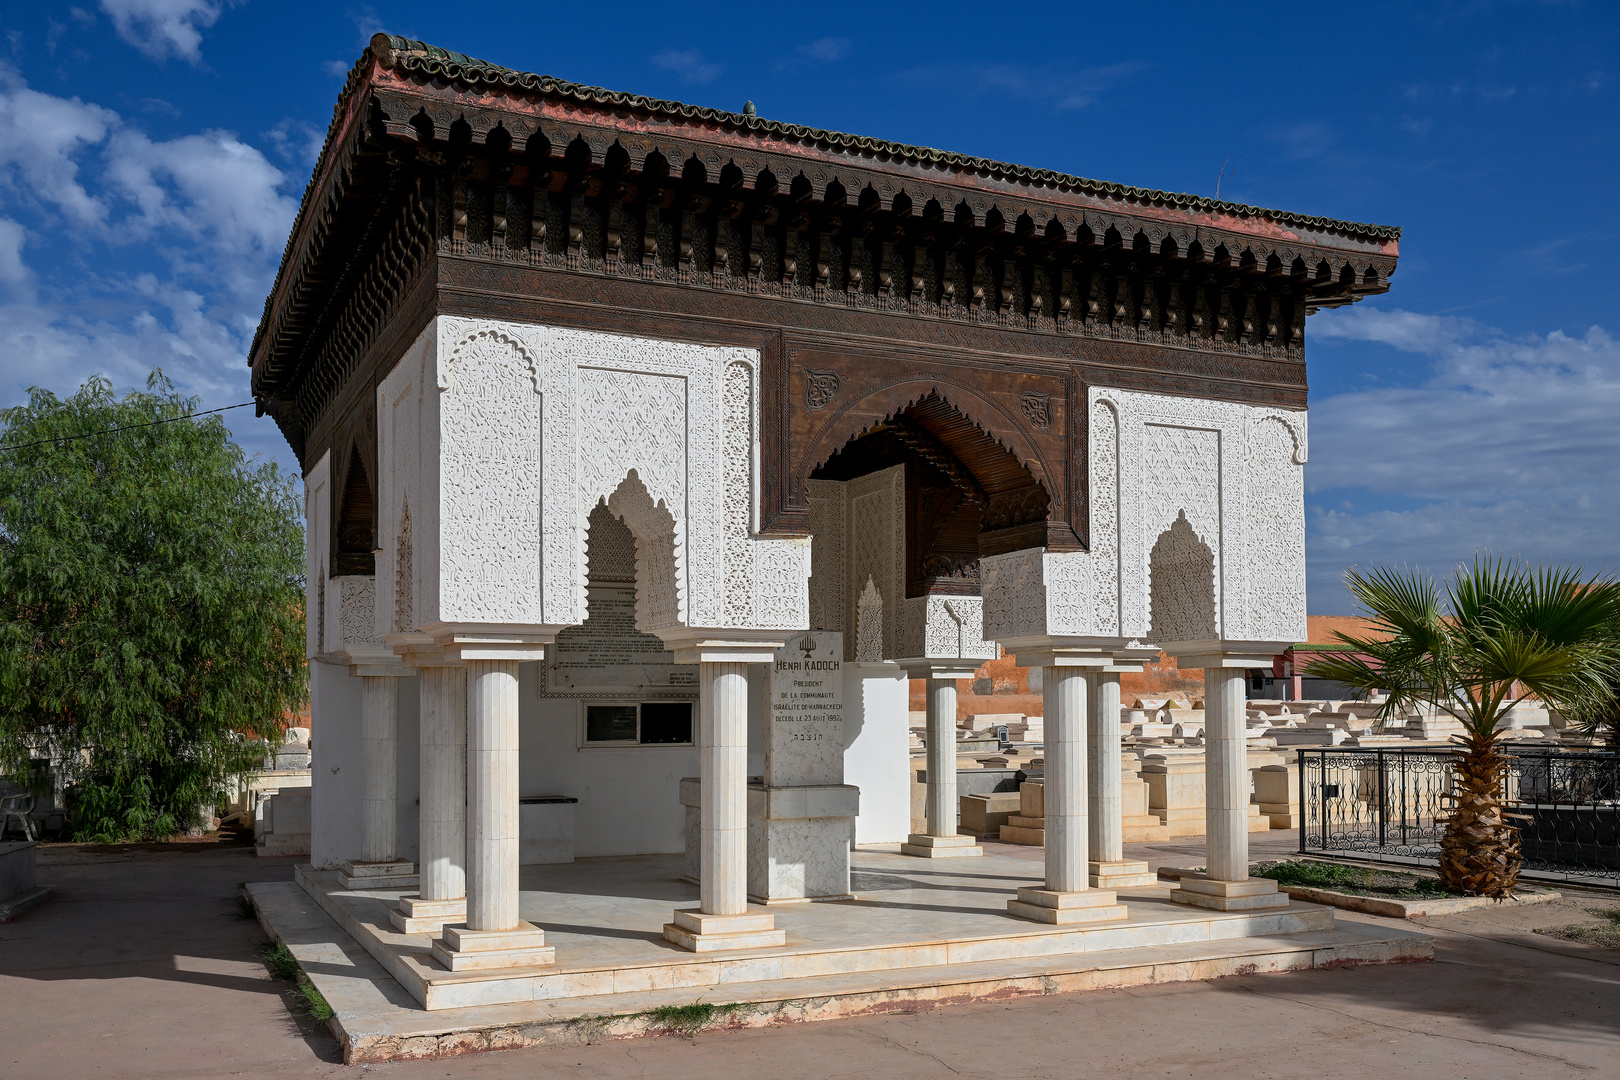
top-left (309, 843), bottom-right (1339, 991)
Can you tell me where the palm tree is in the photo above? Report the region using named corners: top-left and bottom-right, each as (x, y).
top-left (1308, 557), bottom-right (1620, 898)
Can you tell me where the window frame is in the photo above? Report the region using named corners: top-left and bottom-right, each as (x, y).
top-left (577, 699), bottom-right (696, 750)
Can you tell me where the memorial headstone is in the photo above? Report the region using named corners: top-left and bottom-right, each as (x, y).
top-left (766, 633), bottom-right (844, 785)
top-left (745, 631), bottom-right (860, 903)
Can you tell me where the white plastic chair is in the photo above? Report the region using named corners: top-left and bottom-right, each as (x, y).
top-left (0, 794), bottom-right (36, 841)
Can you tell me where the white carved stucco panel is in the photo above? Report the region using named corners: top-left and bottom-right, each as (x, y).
top-left (721, 361), bottom-right (755, 627)
top-left (898, 595), bottom-right (995, 660)
top-left (376, 327), bottom-right (435, 637)
top-left (750, 537), bottom-right (812, 630)
top-left (437, 327), bottom-right (544, 623)
top-left (980, 548), bottom-right (1046, 640)
top-left (421, 316), bottom-right (804, 635)
top-left (1141, 423), bottom-right (1222, 638)
top-left (855, 577), bottom-right (883, 661)
top-left (338, 576), bottom-right (382, 649)
top-left (1242, 415), bottom-right (1307, 641)
top-left (1089, 398), bottom-right (1121, 636)
top-left (1099, 386), bottom-right (1305, 647)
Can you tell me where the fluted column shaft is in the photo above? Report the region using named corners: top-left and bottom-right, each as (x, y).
top-left (1088, 670), bottom-right (1124, 864)
top-left (359, 676), bottom-right (399, 864)
top-left (466, 660), bottom-right (520, 931)
top-left (418, 665), bottom-right (467, 902)
top-left (1205, 667), bottom-right (1250, 882)
top-left (699, 661), bottom-right (750, 916)
top-left (923, 677), bottom-right (958, 837)
top-left (1044, 667), bottom-right (1088, 893)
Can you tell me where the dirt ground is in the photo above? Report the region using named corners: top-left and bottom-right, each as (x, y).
top-left (2, 841), bottom-right (1615, 1080)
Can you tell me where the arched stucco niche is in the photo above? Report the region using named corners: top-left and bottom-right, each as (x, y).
top-left (602, 472), bottom-right (684, 634)
top-left (1147, 510), bottom-right (1217, 644)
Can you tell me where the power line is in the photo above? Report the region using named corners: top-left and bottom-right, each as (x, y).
top-left (0, 401), bottom-right (257, 454)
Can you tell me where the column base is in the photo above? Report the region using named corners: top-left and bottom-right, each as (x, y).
top-left (1007, 886), bottom-right (1129, 924)
top-left (900, 834), bottom-right (984, 858)
top-left (389, 895), bottom-right (467, 935)
top-left (1170, 875), bottom-right (1290, 911)
top-left (662, 908), bottom-right (786, 952)
top-left (430, 921), bottom-right (556, 971)
top-left (339, 859), bottom-right (418, 891)
top-left (1089, 860), bottom-right (1158, 889)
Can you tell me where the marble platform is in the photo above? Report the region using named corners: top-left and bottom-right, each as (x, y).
top-left (250, 848), bottom-right (1431, 1062)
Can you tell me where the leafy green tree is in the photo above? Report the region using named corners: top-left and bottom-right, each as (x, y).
top-left (1309, 558), bottom-right (1620, 897)
top-left (0, 373), bottom-right (307, 841)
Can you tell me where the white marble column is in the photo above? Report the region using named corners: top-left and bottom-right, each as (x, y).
top-left (1043, 666), bottom-right (1087, 893)
top-left (419, 665), bottom-right (468, 902)
top-left (392, 663), bottom-right (467, 934)
top-left (430, 650), bottom-right (551, 972)
top-left (1007, 665), bottom-right (1126, 924)
top-left (1088, 669), bottom-right (1156, 889)
top-left (901, 669), bottom-right (981, 858)
top-left (465, 659), bottom-right (520, 932)
top-left (359, 675), bottom-right (399, 864)
top-left (700, 661), bottom-right (749, 917)
top-left (1204, 666), bottom-right (1249, 884)
top-left (924, 677), bottom-right (957, 838)
top-left (1170, 660), bottom-right (1286, 911)
top-left (340, 666), bottom-right (415, 890)
top-left (1088, 670), bottom-right (1120, 864)
top-left (664, 657), bottom-right (784, 951)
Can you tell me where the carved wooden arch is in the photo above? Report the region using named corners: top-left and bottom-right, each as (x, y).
top-left (799, 377), bottom-right (1058, 509)
top-left (329, 394), bottom-right (377, 577)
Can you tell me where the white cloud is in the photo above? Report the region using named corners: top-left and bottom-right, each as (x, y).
top-left (264, 117), bottom-right (324, 168)
top-left (897, 60), bottom-right (1146, 113)
top-left (1305, 307), bottom-right (1620, 610)
top-left (653, 49), bottom-right (723, 85)
top-left (801, 38), bottom-right (850, 62)
top-left (0, 218), bottom-right (28, 286)
top-left (0, 65), bottom-right (116, 225)
top-left (98, 0), bottom-right (227, 64)
top-left (103, 127), bottom-right (297, 297)
top-left (0, 69), bottom-right (299, 472)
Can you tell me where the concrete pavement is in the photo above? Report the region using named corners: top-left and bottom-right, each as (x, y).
top-left (2, 840), bottom-right (1614, 1079)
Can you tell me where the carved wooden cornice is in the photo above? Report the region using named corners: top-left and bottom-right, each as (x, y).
top-left (250, 34), bottom-right (1401, 465)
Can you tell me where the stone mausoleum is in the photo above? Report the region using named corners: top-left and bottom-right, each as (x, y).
top-left (247, 36), bottom-right (1428, 1060)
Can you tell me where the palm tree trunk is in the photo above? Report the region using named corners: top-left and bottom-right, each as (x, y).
top-left (1439, 732), bottom-right (1521, 897)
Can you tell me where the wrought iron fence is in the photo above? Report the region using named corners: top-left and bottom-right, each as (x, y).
top-left (1298, 747), bottom-right (1620, 887)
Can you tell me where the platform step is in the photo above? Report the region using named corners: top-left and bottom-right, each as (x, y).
top-left (248, 879), bottom-right (1432, 1066)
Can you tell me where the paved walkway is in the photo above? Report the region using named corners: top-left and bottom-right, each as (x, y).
top-left (3, 840), bottom-right (1616, 1079)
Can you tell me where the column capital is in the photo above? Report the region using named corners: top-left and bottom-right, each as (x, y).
top-left (386, 632), bottom-right (466, 669)
top-left (895, 658), bottom-right (980, 680)
top-left (428, 625), bottom-right (559, 663)
top-left (334, 646), bottom-right (410, 678)
top-left (1001, 636), bottom-right (1158, 671)
top-left (657, 628), bottom-right (797, 664)
top-left (1159, 639), bottom-right (1293, 669)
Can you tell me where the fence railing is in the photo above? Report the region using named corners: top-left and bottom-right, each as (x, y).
top-left (1297, 746), bottom-right (1620, 887)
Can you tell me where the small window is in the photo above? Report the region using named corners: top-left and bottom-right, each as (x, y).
top-left (584, 702), bottom-right (693, 746)
top-left (639, 702), bottom-right (692, 744)
top-left (586, 705), bottom-right (638, 743)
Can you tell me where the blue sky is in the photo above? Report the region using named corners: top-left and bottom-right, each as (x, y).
top-left (1, 1), bottom-right (1617, 614)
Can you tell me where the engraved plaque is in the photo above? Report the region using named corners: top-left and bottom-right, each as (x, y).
top-left (546, 584), bottom-right (697, 695)
top-left (766, 630), bottom-right (844, 786)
